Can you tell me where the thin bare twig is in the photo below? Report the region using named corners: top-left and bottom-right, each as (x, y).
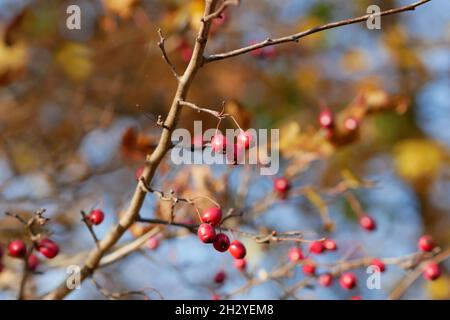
top-left (204, 0), bottom-right (432, 63)
top-left (157, 29), bottom-right (180, 79)
top-left (202, 0), bottom-right (240, 22)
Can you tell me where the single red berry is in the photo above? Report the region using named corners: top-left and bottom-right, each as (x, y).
top-left (8, 240), bottom-right (27, 258)
top-left (318, 273), bottom-right (333, 287)
top-left (339, 273), bottom-right (357, 290)
top-left (344, 117), bottom-right (359, 131)
top-left (289, 247), bottom-right (304, 263)
top-left (423, 262), bottom-right (441, 281)
top-left (211, 294), bottom-right (221, 300)
top-left (418, 235), bottom-right (435, 252)
top-left (214, 270), bottom-right (226, 284)
top-left (274, 177), bottom-right (290, 194)
top-left (27, 254), bottom-right (39, 272)
top-left (147, 237), bottom-right (160, 250)
top-left (350, 296), bottom-right (362, 300)
top-left (237, 131), bottom-right (252, 149)
top-left (0, 245), bottom-right (3, 258)
top-left (37, 238), bottom-right (59, 259)
top-left (201, 207), bottom-right (222, 226)
top-left (213, 233), bottom-right (230, 252)
top-left (211, 134), bottom-right (227, 153)
top-left (229, 240), bottom-right (246, 259)
top-left (359, 215), bottom-right (376, 231)
top-left (302, 262), bottom-right (316, 276)
top-left (197, 223), bottom-right (216, 244)
top-left (371, 258), bottom-right (386, 273)
top-left (88, 209), bottom-right (105, 225)
top-left (135, 166), bottom-right (144, 181)
top-left (323, 239), bottom-right (337, 251)
top-left (309, 241), bottom-right (325, 254)
top-left (234, 259), bottom-right (246, 271)
top-left (319, 109), bottom-right (334, 129)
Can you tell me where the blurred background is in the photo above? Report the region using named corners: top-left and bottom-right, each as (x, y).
top-left (0, 0), bottom-right (449, 299)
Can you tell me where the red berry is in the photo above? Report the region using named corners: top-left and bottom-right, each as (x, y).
top-left (214, 270), bottom-right (226, 284)
top-left (147, 237), bottom-right (159, 250)
top-left (323, 239), bottom-right (337, 251)
top-left (135, 166), bottom-right (144, 180)
top-left (229, 240), bottom-right (246, 259)
top-left (8, 240), bottom-right (27, 258)
top-left (309, 241), bottom-right (325, 254)
top-left (88, 209), bottom-right (105, 225)
top-left (289, 247), bottom-right (304, 262)
top-left (418, 235), bottom-right (435, 252)
top-left (211, 294), bottom-right (221, 300)
top-left (423, 262), bottom-right (441, 281)
top-left (201, 207), bottom-right (222, 226)
top-left (302, 262), bottom-right (316, 276)
top-left (274, 177), bottom-right (290, 194)
top-left (339, 273), bottom-right (357, 290)
top-left (319, 109), bottom-right (334, 128)
top-left (27, 254), bottom-right (39, 272)
top-left (350, 296), bottom-right (362, 300)
top-left (344, 117), bottom-right (359, 131)
top-left (37, 238), bottom-right (59, 259)
top-left (213, 233), bottom-right (230, 252)
top-left (0, 246), bottom-right (3, 258)
top-left (371, 258), bottom-right (386, 272)
top-left (234, 259), bottom-right (246, 271)
top-left (211, 134), bottom-right (227, 153)
top-left (318, 273), bottom-right (333, 287)
top-left (237, 131), bottom-right (252, 149)
top-left (359, 215), bottom-right (376, 231)
top-left (197, 223), bottom-right (216, 244)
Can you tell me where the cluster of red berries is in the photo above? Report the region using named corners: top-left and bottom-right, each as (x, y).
top-left (7, 237), bottom-right (59, 271)
top-left (418, 235), bottom-right (441, 281)
top-left (86, 209), bottom-right (105, 225)
top-left (197, 207), bottom-right (247, 263)
top-left (318, 108), bottom-right (359, 139)
top-left (210, 130), bottom-right (252, 164)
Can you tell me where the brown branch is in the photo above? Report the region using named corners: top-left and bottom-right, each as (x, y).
top-left (202, 0), bottom-right (240, 22)
top-left (157, 29), bottom-right (180, 79)
top-left (204, 0), bottom-right (431, 63)
top-left (43, 0), bottom-right (221, 300)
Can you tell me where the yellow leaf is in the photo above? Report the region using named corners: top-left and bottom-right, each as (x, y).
top-left (56, 43), bottom-right (93, 82)
top-left (0, 40), bottom-right (27, 75)
top-left (394, 139), bottom-right (443, 182)
top-left (426, 275), bottom-right (450, 300)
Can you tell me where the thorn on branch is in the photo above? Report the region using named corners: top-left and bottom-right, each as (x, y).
top-left (80, 211), bottom-right (100, 248)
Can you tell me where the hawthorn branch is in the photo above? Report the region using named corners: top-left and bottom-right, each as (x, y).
top-left (204, 0), bottom-right (431, 64)
top-left (157, 29), bottom-right (180, 79)
top-left (43, 0), bottom-right (221, 300)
